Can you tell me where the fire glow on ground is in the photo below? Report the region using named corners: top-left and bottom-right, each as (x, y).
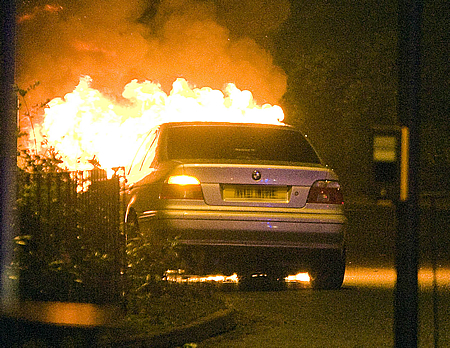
top-left (165, 271), bottom-right (310, 284)
top-left (165, 267), bottom-right (450, 290)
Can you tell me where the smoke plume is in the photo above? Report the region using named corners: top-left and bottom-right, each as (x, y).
top-left (17, 0), bottom-right (289, 125)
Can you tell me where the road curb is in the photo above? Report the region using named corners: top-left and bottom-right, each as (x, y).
top-left (105, 307), bottom-right (236, 347)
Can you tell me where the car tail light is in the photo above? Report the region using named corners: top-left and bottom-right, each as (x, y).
top-left (307, 180), bottom-right (344, 204)
top-left (160, 175), bottom-right (203, 200)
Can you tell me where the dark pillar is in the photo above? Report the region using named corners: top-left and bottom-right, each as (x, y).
top-left (1, 0), bottom-right (17, 302)
top-left (395, 0), bottom-right (422, 346)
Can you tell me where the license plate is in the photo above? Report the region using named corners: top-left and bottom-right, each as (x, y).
top-left (222, 185), bottom-right (289, 202)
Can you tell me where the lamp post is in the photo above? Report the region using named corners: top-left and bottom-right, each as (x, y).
top-left (395, 0), bottom-right (422, 346)
top-left (1, 0), bottom-right (17, 305)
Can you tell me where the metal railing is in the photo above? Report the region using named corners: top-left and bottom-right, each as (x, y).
top-left (13, 168), bottom-right (126, 304)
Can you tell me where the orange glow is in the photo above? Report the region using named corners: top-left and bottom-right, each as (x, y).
top-left (40, 76), bottom-right (284, 175)
top-left (285, 272), bottom-right (310, 282)
top-left (5, 301), bottom-right (112, 327)
top-left (165, 272), bottom-right (239, 283)
top-left (165, 272), bottom-right (313, 284)
top-left (72, 40), bottom-right (117, 56)
top-left (167, 175), bottom-right (201, 186)
top-left (344, 267), bottom-right (396, 288)
top-left (343, 266), bottom-right (450, 289)
top-left (17, 4), bottom-right (63, 23)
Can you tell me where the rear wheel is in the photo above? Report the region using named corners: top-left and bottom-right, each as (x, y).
top-left (125, 209), bottom-right (139, 241)
top-left (309, 250), bottom-right (346, 290)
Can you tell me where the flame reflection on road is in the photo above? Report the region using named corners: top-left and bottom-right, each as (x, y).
top-left (165, 267), bottom-right (450, 290)
top-left (165, 272), bottom-right (310, 284)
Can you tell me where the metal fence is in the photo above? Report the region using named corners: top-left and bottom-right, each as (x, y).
top-left (14, 168), bottom-right (126, 304)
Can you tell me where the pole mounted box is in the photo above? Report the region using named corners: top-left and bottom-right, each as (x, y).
top-left (372, 125), bottom-right (409, 201)
top-left (373, 126), bottom-right (400, 183)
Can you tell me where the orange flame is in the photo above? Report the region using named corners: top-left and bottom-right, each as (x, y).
top-left (40, 76), bottom-right (284, 173)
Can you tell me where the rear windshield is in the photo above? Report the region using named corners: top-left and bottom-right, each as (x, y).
top-left (165, 125), bottom-right (321, 164)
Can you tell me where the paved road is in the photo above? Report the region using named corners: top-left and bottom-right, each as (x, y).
top-left (195, 203), bottom-right (450, 347)
top-left (198, 265), bottom-right (450, 347)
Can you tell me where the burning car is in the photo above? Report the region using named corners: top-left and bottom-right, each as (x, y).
top-left (125, 121), bottom-right (346, 289)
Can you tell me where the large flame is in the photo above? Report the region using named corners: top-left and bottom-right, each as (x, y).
top-left (40, 76), bottom-right (284, 174)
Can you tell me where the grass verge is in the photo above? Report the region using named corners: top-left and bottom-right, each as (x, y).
top-left (102, 281), bottom-right (227, 343)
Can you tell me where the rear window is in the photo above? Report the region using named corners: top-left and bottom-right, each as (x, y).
top-left (165, 125), bottom-right (321, 164)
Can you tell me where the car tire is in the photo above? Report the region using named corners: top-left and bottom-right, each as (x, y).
top-left (126, 210), bottom-right (139, 241)
top-left (309, 250), bottom-right (346, 290)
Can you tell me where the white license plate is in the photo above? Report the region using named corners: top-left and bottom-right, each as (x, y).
top-left (222, 185), bottom-right (289, 202)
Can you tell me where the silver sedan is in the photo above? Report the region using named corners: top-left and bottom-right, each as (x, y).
top-left (125, 122), bottom-right (346, 289)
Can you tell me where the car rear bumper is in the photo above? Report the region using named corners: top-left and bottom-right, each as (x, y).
top-left (138, 208), bottom-right (346, 250)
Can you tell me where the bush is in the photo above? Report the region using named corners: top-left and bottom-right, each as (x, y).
top-left (12, 149), bottom-right (124, 303)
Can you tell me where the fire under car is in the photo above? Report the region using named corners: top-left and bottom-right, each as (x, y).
top-left (125, 122), bottom-right (346, 289)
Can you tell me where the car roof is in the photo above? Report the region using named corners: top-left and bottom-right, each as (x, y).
top-left (159, 121), bottom-right (294, 130)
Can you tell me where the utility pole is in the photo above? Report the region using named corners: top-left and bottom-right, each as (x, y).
top-left (395, 0), bottom-right (422, 346)
top-left (1, 0), bottom-right (17, 304)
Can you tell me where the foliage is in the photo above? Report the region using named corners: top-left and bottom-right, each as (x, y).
top-left (12, 148), bottom-right (225, 341)
top-left (122, 225), bottom-right (228, 336)
top-left (124, 213), bottom-right (187, 307)
top-left (17, 146), bottom-right (64, 173)
top-left (126, 281), bottom-right (222, 325)
top-left (273, 1), bottom-right (398, 200)
top-left (279, 36), bottom-right (397, 199)
top-left (126, 229), bottom-right (180, 296)
top-left (13, 149), bottom-right (77, 301)
top-left (12, 83), bottom-right (217, 319)
top-left (15, 81), bottom-right (50, 153)
top-left (12, 148), bottom-right (124, 303)
top-left (14, 147), bottom-right (187, 305)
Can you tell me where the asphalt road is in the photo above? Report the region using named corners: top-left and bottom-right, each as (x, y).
top-left (197, 202), bottom-right (450, 347)
top-left (197, 266), bottom-right (450, 347)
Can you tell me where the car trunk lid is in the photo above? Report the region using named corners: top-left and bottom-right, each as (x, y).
top-left (169, 163), bottom-right (334, 208)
